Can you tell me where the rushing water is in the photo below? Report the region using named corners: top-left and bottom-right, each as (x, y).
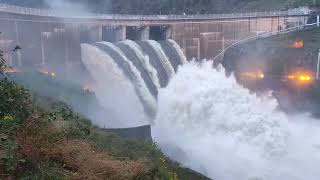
top-left (81, 43), bottom-right (148, 127)
top-left (82, 39), bottom-right (320, 180)
top-left (153, 61), bottom-right (320, 180)
top-left (81, 39), bottom-right (185, 127)
top-left (120, 40), bottom-right (161, 89)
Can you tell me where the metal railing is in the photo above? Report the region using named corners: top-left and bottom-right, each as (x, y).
top-left (0, 3), bottom-right (310, 20)
top-left (213, 22), bottom-right (318, 63)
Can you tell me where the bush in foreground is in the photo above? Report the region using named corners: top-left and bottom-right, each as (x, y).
top-left (0, 79), bottom-right (207, 180)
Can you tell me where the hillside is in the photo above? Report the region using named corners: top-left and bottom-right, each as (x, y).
top-left (0, 0), bottom-right (317, 14)
top-left (222, 27), bottom-right (320, 115)
top-left (0, 75), bottom-right (210, 180)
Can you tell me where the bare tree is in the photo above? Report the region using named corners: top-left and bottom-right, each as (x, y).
top-left (0, 45), bottom-right (21, 75)
top-left (0, 50), bottom-right (6, 75)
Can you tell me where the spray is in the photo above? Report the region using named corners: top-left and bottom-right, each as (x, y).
top-left (153, 61), bottom-right (320, 180)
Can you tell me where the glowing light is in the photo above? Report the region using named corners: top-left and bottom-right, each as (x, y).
top-left (38, 68), bottom-right (57, 78)
top-left (4, 66), bottom-right (21, 74)
top-left (38, 69), bottom-right (49, 75)
top-left (258, 73), bottom-right (264, 79)
top-left (286, 71), bottom-right (313, 85)
top-left (287, 75), bottom-right (295, 79)
top-left (306, 76), bottom-right (311, 81)
top-left (240, 70), bottom-right (264, 80)
top-left (298, 75), bottom-right (311, 81)
top-left (82, 83), bottom-right (95, 93)
top-left (291, 40), bottom-right (304, 49)
top-left (299, 76), bottom-right (306, 81)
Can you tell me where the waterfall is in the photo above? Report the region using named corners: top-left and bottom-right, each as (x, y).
top-left (94, 41), bottom-right (157, 118)
top-left (120, 40), bottom-right (161, 89)
top-left (153, 61), bottom-right (320, 180)
top-left (136, 41), bottom-right (170, 87)
top-left (159, 40), bottom-right (187, 72)
top-left (167, 39), bottom-right (188, 64)
top-left (81, 39), bottom-right (186, 128)
top-left (81, 38), bottom-right (320, 180)
top-left (146, 40), bottom-right (175, 78)
top-left (115, 41), bottom-right (158, 97)
top-left (81, 44), bottom-right (148, 127)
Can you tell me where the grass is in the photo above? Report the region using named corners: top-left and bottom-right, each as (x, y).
top-left (0, 78), bottom-right (209, 180)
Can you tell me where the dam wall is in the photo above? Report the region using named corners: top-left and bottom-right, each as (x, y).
top-left (0, 4), bottom-right (311, 74)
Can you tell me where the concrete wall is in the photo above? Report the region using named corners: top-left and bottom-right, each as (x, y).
top-left (126, 26), bottom-right (150, 40)
top-left (0, 12), bottom-right (309, 72)
top-left (102, 125), bottom-right (152, 141)
top-left (171, 16), bottom-right (309, 60)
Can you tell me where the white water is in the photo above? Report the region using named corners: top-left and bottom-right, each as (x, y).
top-left (146, 40), bottom-right (175, 78)
top-left (168, 39), bottom-right (188, 64)
top-left (98, 42), bottom-right (157, 117)
top-left (153, 61), bottom-right (320, 180)
top-left (41, 32), bottom-right (52, 39)
top-left (121, 40), bottom-right (161, 89)
top-left (81, 44), bottom-right (148, 128)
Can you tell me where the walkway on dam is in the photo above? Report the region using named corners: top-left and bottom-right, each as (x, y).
top-left (0, 3), bottom-right (310, 21)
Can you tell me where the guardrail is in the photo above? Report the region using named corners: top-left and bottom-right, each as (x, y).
top-left (0, 3), bottom-right (311, 20)
top-left (213, 22), bottom-right (318, 63)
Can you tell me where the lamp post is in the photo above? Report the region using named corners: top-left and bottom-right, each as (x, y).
top-left (317, 49), bottom-right (320, 79)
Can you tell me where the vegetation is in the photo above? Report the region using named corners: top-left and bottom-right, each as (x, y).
top-left (101, 0), bottom-right (317, 14)
top-left (224, 27), bottom-right (320, 73)
top-left (222, 27), bottom-right (320, 115)
top-left (0, 51), bottom-right (6, 75)
top-left (0, 36), bottom-right (208, 179)
top-left (1, 0), bottom-right (318, 14)
top-left (0, 78), bottom-right (209, 179)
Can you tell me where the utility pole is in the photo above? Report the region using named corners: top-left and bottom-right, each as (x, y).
top-left (317, 49), bottom-right (320, 79)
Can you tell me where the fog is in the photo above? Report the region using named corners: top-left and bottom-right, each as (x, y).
top-left (1, 1), bottom-right (319, 179)
top-left (81, 43), bottom-right (150, 128)
top-left (43, 0), bottom-right (92, 16)
top-left (153, 61), bottom-right (320, 180)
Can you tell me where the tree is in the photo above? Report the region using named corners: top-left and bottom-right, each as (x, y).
top-left (0, 49), bottom-right (5, 75)
top-left (0, 45), bottom-right (20, 75)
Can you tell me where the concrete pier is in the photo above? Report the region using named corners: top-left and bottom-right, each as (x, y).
top-left (115, 26), bottom-right (127, 41)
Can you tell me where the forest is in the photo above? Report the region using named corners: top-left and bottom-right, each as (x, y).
top-left (0, 0), bottom-right (317, 14)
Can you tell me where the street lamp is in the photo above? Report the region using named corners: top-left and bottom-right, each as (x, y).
top-left (317, 49), bottom-right (320, 79)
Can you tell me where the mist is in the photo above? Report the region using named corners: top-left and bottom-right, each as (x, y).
top-left (43, 0), bottom-right (92, 16)
top-left (152, 61), bottom-right (320, 180)
top-left (81, 43), bottom-right (150, 128)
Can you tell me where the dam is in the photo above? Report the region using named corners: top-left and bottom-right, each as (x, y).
top-left (1, 3), bottom-right (320, 180)
top-left (0, 4), bottom-right (312, 72)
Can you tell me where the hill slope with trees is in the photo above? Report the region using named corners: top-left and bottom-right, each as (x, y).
top-left (0, 0), bottom-right (317, 14)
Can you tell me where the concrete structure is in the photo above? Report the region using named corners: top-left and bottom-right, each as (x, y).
top-left (0, 3), bottom-right (313, 70)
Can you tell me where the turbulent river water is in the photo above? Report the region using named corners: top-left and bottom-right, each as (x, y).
top-left (82, 40), bottom-right (320, 180)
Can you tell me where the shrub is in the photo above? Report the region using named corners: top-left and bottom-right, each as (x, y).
top-left (0, 79), bottom-right (201, 180)
top-left (0, 56), bottom-right (5, 74)
top-left (0, 79), bottom-right (33, 128)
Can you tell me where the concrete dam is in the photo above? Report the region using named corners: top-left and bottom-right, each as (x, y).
top-left (0, 4), bottom-right (311, 74)
top-left (0, 4), bottom-right (314, 127)
top-left (3, 4), bottom-right (320, 180)
top-left (81, 40), bottom-right (186, 126)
